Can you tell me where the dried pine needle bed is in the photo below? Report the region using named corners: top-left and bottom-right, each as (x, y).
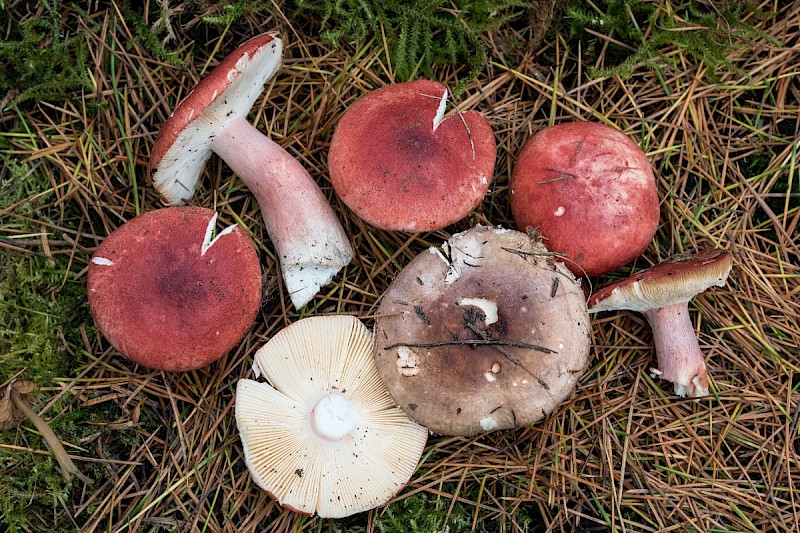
top-left (0, 1), bottom-right (798, 532)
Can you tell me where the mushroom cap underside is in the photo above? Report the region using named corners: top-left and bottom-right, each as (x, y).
top-left (149, 32), bottom-right (283, 205)
top-left (236, 315), bottom-right (428, 518)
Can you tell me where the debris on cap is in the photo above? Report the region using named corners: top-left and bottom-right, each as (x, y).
top-left (374, 225), bottom-right (591, 436)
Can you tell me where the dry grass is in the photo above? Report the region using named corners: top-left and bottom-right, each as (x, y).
top-left (1, 1), bottom-right (798, 531)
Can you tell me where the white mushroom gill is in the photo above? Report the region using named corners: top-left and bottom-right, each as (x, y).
top-left (152, 37), bottom-right (283, 206)
top-left (235, 316), bottom-right (428, 518)
top-left (201, 212), bottom-right (238, 256)
top-left (432, 87), bottom-right (448, 132)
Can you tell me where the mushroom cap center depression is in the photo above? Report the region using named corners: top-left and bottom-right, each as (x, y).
top-left (310, 392), bottom-right (357, 441)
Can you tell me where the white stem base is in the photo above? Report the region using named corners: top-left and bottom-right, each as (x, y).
top-left (645, 303), bottom-right (710, 398)
top-left (211, 117), bottom-right (353, 308)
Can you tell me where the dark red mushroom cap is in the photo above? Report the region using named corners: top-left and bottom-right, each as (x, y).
top-left (510, 121), bottom-right (659, 276)
top-left (588, 249), bottom-right (734, 313)
top-left (328, 80), bottom-right (496, 232)
top-left (149, 32), bottom-right (282, 205)
top-left (87, 207), bottom-right (262, 371)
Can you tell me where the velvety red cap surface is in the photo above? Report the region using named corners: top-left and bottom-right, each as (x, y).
top-left (87, 207), bottom-right (262, 371)
top-left (328, 79), bottom-right (496, 232)
top-left (510, 121), bottom-right (659, 276)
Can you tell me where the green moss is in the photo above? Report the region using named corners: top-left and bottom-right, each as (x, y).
top-left (290, 0), bottom-right (531, 93)
top-left (0, 146), bottom-right (101, 531)
top-left (564, 0), bottom-right (779, 80)
top-left (120, 0), bottom-right (187, 67)
top-left (0, 1), bottom-right (92, 108)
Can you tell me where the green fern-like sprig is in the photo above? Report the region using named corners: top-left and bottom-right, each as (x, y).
top-left (0, 0), bottom-right (93, 108)
top-left (291, 0), bottom-right (530, 92)
top-left (567, 0), bottom-right (778, 81)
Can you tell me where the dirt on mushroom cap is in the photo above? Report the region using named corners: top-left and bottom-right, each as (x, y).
top-left (373, 225), bottom-right (591, 436)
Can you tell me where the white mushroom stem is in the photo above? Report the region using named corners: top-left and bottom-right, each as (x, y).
top-left (210, 116), bottom-right (353, 309)
top-left (644, 303), bottom-right (710, 398)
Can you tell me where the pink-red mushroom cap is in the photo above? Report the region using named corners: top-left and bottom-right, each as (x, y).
top-left (588, 249), bottom-right (733, 397)
top-left (148, 32), bottom-right (352, 309)
top-left (328, 80), bottom-right (496, 232)
top-left (510, 121), bottom-right (660, 276)
top-left (87, 207), bottom-right (262, 371)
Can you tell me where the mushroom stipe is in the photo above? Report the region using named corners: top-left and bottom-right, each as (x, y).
top-left (589, 249), bottom-right (734, 398)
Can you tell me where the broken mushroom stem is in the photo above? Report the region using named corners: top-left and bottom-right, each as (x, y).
top-left (8, 386), bottom-right (92, 485)
top-left (645, 304), bottom-right (710, 398)
top-left (209, 116), bottom-right (352, 308)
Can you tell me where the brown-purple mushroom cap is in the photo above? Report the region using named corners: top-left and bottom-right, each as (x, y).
top-left (328, 80), bottom-right (496, 232)
top-left (374, 226), bottom-right (591, 436)
top-left (88, 207), bottom-right (262, 371)
top-left (588, 249), bottom-right (733, 397)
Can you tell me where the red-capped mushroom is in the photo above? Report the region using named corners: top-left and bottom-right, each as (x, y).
top-left (88, 207), bottom-right (262, 371)
top-left (149, 33), bottom-right (352, 309)
top-left (510, 121), bottom-right (659, 276)
top-left (328, 80), bottom-right (496, 232)
top-left (588, 249), bottom-right (733, 397)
